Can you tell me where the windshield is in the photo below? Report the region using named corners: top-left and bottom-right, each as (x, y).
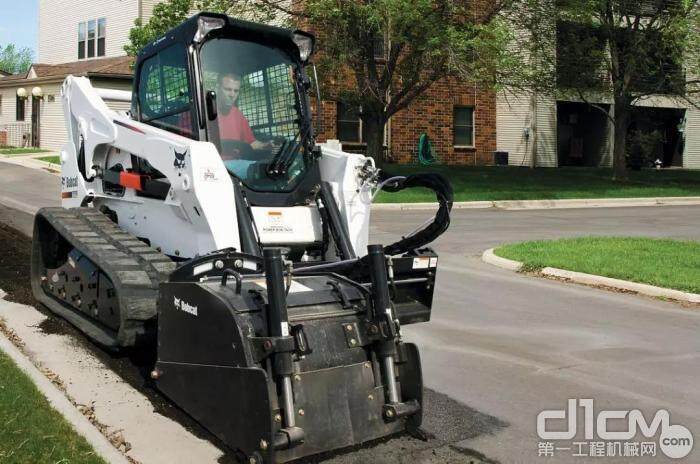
top-left (199, 38), bottom-right (308, 193)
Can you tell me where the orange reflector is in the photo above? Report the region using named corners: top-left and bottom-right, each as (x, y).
top-left (268, 211), bottom-right (282, 216)
top-left (119, 172), bottom-right (145, 191)
top-left (61, 191), bottom-right (74, 199)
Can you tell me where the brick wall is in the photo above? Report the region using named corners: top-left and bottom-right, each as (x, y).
top-left (304, 0), bottom-right (498, 166)
top-left (387, 77), bottom-right (496, 165)
top-left (313, 77), bottom-right (497, 166)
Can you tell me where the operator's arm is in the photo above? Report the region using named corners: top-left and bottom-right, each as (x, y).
top-left (241, 118), bottom-right (272, 151)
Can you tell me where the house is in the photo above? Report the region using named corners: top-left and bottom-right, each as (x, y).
top-left (0, 0), bottom-right (162, 150)
top-left (1, 1), bottom-right (499, 164)
top-left (496, 3), bottom-right (700, 169)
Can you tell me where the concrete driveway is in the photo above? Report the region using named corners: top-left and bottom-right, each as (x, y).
top-left (2, 161), bottom-right (699, 463)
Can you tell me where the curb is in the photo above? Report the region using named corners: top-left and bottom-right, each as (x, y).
top-left (3, 156), bottom-right (700, 212)
top-left (481, 248), bottom-right (523, 271)
top-left (373, 196), bottom-right (700, 211)
top-left (0, 332), bottom-right (130, 464)
top-left (0, 156), bottom-right (61, 177)
top-left (481, 248), bottom-right (700, 304)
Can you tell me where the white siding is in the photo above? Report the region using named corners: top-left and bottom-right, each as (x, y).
top-left (92, 79), bottom-right (134, 114)
top-left (0, 87), bottom-right (32, 147)
top-left (139, 0), bottom-right (162, 24)
top-left (38, 0), bottom-right (140, 64)
top-left (534, 96), bottom-right (558, 167)
top-left (497, 91), bottom-right (534, 166)
top-left (496, 93), bottom-right (558, 168)
top-left (37, 79), bottom-right (133, 151)
top-left (0, 78), bottom-right (134, 151)
top-left (684, 108), bottom-right (700, 169)
top-left (38, 83), bottom-right (68, 150)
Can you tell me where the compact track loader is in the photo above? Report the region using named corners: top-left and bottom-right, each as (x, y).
top-left (31, 13), bottom-right (452, 463)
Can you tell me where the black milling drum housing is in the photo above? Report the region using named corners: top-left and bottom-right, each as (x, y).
top-left (154, 244), bottom-right (432, 463)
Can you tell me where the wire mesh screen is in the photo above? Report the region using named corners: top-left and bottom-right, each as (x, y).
top-left (238, 64), bottom-right (299, 139)
top-left (139, 45), bottom-right (191, 120)
top-left (162, 65), bottom-right (190, 111)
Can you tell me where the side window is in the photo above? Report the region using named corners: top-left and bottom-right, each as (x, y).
top-left (337, 103), bottom-right (364, 143)
top-left (16, 95), bottom-right (25, 121)
top-left (453, 106), bottom-right (474, 147)
top-left (138, 45), bottom-right (195, 138)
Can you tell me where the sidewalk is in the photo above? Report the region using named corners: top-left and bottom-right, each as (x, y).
top-left (0, 151), bottom-right (61, 175)
top-left (0, 295), bottom-right (225, 463)
top-left (374, 196), bottom-right (700, 211)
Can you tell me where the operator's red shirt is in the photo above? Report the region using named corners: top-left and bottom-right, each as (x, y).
top-left (219, 106), bottom-right (255, 144)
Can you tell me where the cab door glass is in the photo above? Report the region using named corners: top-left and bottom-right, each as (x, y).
top-left (138, 44), bottom-right (196, 138)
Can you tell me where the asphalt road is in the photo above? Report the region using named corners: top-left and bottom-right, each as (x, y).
top-left (2, 161), bottom-right (699, 463)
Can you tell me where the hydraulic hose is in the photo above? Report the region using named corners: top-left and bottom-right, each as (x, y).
top-left (378, 171), bottom-right (453, 256)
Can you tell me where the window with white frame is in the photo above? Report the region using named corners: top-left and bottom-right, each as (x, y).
top-left (453, 106), bottom-right (475, 147)
top-left (78, 18), bottom-right (106, 59)
top-left (373, 34), bottom-right (386, 60)
top-left (337, 102), bottom-right (366, 143)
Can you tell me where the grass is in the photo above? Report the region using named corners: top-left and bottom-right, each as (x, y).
top-left (37, 155), bottom-right (60, 165)
top-left (494, 236), bottom-right (700, 294)
top-left (374, 165), bottom-right (700, 203)
top-left (0, 350), bottom-right (106, 464)
top-left (0, 147), bottom-right (49, 156)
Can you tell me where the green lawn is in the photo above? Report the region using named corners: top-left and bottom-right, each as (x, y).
top-left (37, 155), bottom-right (60, 165)
top-left (0, 148), bottom-right (49, 156)
top-left (0, 350), bottom-right (106, 464)
top-left (494, 237), bottom-right (700, 294)
top-left (374, 165), bottom-right (700, 203)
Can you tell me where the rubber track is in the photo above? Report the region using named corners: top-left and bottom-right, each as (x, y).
top-left (33, 207), bottom-right (177, 348)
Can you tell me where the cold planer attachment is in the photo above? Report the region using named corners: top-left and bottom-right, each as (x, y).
top-left (154, 246), bottom-right (426, 463)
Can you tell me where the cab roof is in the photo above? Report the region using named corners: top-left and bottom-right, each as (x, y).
top-left (138, 12), bottom-right (314, 63)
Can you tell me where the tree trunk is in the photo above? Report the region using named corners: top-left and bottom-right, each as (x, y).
top-left (612, 97), bottom-right (631, 181)
top-left (363, 114), bottom-right (386, 169)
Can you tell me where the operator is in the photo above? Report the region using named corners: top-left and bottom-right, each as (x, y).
top-left (217, 73), bottom-right (273, 151)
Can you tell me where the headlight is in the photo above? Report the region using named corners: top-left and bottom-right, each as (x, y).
top-left (195, 16), bottom-right (226, 43)
top-left (293, 32), bottom-right (315, 62)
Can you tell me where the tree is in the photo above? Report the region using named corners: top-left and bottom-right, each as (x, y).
top-left (0, 43), bottom-right (33, 74)
top-left (547, 0), bottom-right (700, 180)
top-left (127, 1), bottom-right (530, 167)
top-left (125, 0), bottom-right (195, 56)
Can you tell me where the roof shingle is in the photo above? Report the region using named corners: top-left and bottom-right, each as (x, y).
top-left (0, 56), bottom-right (134, 83)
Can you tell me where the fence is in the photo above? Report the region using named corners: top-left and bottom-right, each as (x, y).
top-left (0, 123), bottom-right (32, 148)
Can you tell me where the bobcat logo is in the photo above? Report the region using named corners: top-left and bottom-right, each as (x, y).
top-left (173, 149), bottom-right (187, 170)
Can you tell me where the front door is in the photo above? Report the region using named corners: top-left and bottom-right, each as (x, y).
top-left (31, 96), bottom-right (40, 147)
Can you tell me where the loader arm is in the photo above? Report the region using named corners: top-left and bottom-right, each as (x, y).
top-left (60, 75), bottom-right (241, 257)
